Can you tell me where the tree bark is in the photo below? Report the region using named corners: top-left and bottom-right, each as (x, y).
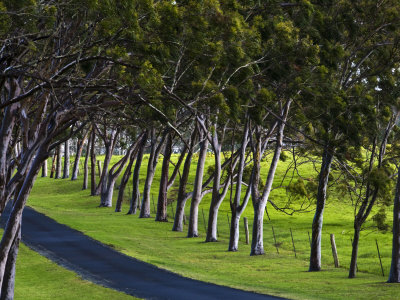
top-left (41, 160), bottom-right (47, 177)
top-left (250, 101), bottom-right (290, 255)
top-left (100, 136), bottom-right (140, 208)
top-left (140, 129), bottom-right (167, 218)
top-left (0, 227), bottom-right (20, 300)
top-left (309, 147), bottom-right (334, 271)
top-left (50, 151), bottom-right (56, 178)
top-left (172, 130), bottom-right (196, 231)
top-left (229, 120), bottom-right (250, 251)
top-left (72, 131), bottom-right (88, 180)
top-left (90, 129), bottom-right (97, 196)
top-left (0, 144), bottom-right (47, 293)
top-left (95, 128), bottom-right (119, 196)
top-left (63, 139), bottom-right (70, 178)
top-left (156, 132), bottom-right (172, 222)
top-left (188, 131), bottom-right (209, 237)
top-left (349, 226), bottom-right (361, 278)
top-left (55, 144), bottom-right (62, 179)
top-left (388, 166), bottom-right (400, 282)
top-left (349, 116), bottom-right (395, 277)
top-left (115, 147), bottom-right (137, 212)
top-left (128, 132), bottom-right (147, 215)
top-left (82, 134), bottom-right (91, 190)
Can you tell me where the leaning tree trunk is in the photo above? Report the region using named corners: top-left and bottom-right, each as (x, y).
top-left (0, 226), bottom-right (20, 300)
top-left (0, 145), bottom-right (47, 294)
top-left (205, 157), bottom-right (232, 242)
top-left (140, 156), bottom-right (156, 218)
top-left (188, 135), bottom-right (209, 237)
top-left (55, 144), bottom-right (62, 179)
top-left (72, 132), bottom-right (88, 180)
top-left (140, 129), bottom-right (167, 218)
top-left (63, 139), bottom-right (70, 178)
top-left (128, 132), bottom-right (147, 215)
top-left (156, 133), bottom-right (172, 222)
top-left (41, 160), bottom-right (47, 177)
top-left (100, 137), bottom-right (140, 208)
top-left (115, 151), bottom-right (136, 212)
top-left (349, 225), bottom-right (361, 278)
top-left (50, 151), bottom-right (56, 178)
top-left (90, 130), bottom-right (97, 195)
top-left (388, 166), bottom-right (400, 282)
top-left (172, 130), bottom-right (196, 231)
top-left (82, 135), bottom-right (90, 190)
top-left (309, 147), bottom-right (334, 271)
top-left (95, 129), bottom-right (118, 196)
top-left (205, 138), bottom-right (222, 242)
top-left (349, 118), bottom-right (394, 278)
top-left (250, 99), bottom-right (290, 255)
top-left (228, 121), bottom-right (250, 251)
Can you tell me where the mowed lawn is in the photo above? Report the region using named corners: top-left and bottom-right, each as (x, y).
top-left (21, 153), bottom-right (400, 300)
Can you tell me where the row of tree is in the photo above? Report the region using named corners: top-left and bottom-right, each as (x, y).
top-left (1, 0), bottom-right (400, 298)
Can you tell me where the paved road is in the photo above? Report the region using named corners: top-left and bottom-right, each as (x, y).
top-left (1, 205), bottom-right (286, 300)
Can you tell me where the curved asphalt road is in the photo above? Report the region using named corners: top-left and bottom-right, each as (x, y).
top-left (1, 206), bottom-right (286, 300)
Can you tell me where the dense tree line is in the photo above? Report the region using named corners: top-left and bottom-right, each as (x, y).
top-left (1, 1), bottom-right (400, 298)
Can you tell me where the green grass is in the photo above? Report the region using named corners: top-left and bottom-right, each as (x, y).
top-left (15, 240), bottom-right (136, 299)
top-left (23, 153), bottom-right (400, 300)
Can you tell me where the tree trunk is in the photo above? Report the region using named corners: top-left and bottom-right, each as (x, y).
top-left (41, 160), bottom-right (47, 177)
top-left (250, 101), bottom-right (290, 255)
top-left (128, 132), bottom-right (147, 215)
top-left (140, 129), bottom-right (166, 218)
top-left (95, 129), bottom-right (118, 196)
top-left (101, 178), bottom-right (117, 207)
top-left (388, 166), bottom-right (400, 282)
top-left (0, 227), bottom-right (20, 300)
top-left (72, 133), bottom-right (88, 180)
top-left (90, 130), bottom-right (97, 196)
top-left (172, 130), bottom-right (196, 231)
top-left (115, 151), bottom-right (136, 212)
top-left (55, 144), bottom-right (62, 179)
top-left (188, 134), bottom-right (209, 237)
top-left (206, 202), bottom-right (222, 242)
top-left (250, 202), bottom-right (265, 255)
top-left (228, 213), bottom-right (241, 252)
top-left (63, 139), bottom-right (70, 178)
top-left (309, 147), bottom-right (334, 271)
top-left (82, 134), bottom-right (90, 190)
top-left (0, 145), bottom-right (47, 293)
top-left (100, 136), bottom-right (140, 208)
top-left (205, 140), bottom-right (222, 242)
top-left (156, 132), bottom-right (172, 222)
top-left (228, 121), bottom-right (250, 251)
top-left (50, 151), bottom-right (56, 178)
top-left (349, 225), bottom-right (361, 278)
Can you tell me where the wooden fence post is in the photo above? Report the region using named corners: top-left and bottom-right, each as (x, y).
top-left (330, 234), bottom-right (339, 268)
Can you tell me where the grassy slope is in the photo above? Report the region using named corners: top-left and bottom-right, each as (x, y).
top-left (25, 153), bottom-right (399, 300)
top-left (15, 241), bottom-right (136, 299)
